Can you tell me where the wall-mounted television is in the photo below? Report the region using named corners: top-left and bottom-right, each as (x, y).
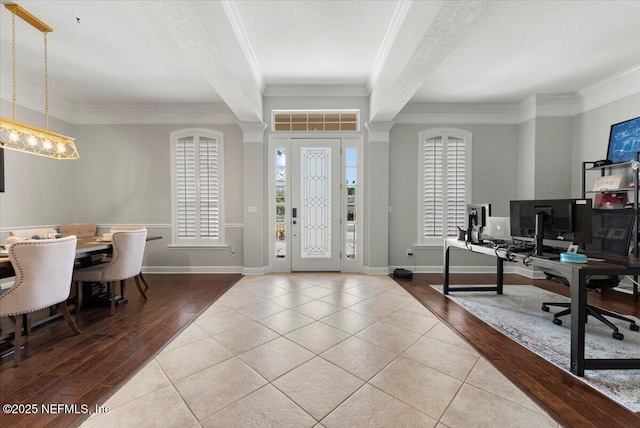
top-left (606, 116), bottom-right (640, 164)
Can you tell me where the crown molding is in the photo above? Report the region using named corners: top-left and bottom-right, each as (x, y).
top-left (365, 121), bottom-right (395, 142)
top-left (264, 85), bottom-right (369, 97)
top-left (222, 0), bottom-right (265, 93)
top-left (72, 104), bottom-right (239, 125)
top-left (239, 122), bottom-right (267, 143)
top-left (396, 103), bottom-right (520, 125)
top-left (367, 0), bottom-right (412, 91)
top-left (578, 63), bottom-right (640, 113)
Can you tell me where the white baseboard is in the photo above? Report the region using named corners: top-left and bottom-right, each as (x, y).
top-left (365, 267), bottom-right (391, 275)
top-left (142, 266), bottom-right (244, 274)
top-left (242, 267), bottom-right (266, 275)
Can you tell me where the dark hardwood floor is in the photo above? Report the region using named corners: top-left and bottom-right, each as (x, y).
top-left (0, 274), bottom-right (240, 428)
top-left (394, 273), bottom-right (640, 428)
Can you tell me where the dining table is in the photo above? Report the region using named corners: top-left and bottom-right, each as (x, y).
top-left (0, 234), bottom-right (161, 342)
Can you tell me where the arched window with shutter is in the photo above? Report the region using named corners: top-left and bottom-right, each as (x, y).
top-left (418, 129), bottom-right (471, 246)
top-left (170, 128), bottom-right (225, 246)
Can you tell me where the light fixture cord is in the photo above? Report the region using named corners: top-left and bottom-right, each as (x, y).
top-left (11, 11), bottom-right (17, 120)
top-left (44, 31), bottom-right (49, 130)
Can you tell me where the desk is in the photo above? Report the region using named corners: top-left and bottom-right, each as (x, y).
top-left (444, 238), bottom-right (640, 376)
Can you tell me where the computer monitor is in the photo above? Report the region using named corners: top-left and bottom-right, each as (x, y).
top-left (466, 203), bottom-right (491, 243)
top-left (510, 198), bottom-right (592, 256)
top-left (585, 208), bottom-right (635, 256)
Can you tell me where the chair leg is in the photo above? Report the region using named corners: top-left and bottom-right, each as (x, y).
top-left (13, 315), bottom-right (23, 367)
top-left (59, 302), bottom-right (81, 335)
top-left (139, 272), bottom-right (150, 291)
top-left (109, 281), bottom-right (116, 316)
top-left (75, 281), bottom-right (83, 313)
top-left (134, 275), bottom-right (147, 300)
top-left (23, 313), bottom-right (32, 335)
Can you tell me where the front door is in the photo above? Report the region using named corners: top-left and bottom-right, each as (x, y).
top-left (290, 138), bottom-right (341, 271)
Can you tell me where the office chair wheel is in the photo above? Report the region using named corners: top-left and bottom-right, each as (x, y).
top-left (613, 331), bottom-right (624, 340)
top-left (630, 323), bottom-right (639, 332)
top-left (552, 318), bottom-right (562, 326)
top-left (541, 305), bottom-right (549, 312)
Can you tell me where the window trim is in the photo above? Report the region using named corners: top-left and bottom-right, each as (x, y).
top-left (170, 128), bottom-right (225, 247)
top-left (417, 128), bottom-right (472, 246)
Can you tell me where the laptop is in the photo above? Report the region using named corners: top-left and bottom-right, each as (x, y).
top-left (482, 216), bottom-right (511, 243)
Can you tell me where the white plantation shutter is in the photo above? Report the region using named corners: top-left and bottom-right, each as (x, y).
top-left (420, 130), bottom-right (470, 244)
top-left (171, 130), bottom-right (224, 246)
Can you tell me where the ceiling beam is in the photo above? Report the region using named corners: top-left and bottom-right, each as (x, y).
top-left (369, 0), bottom-right (490, 122)
top-left (149, 0), bottom-right (263, 123)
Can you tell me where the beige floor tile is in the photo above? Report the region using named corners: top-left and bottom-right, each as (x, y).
top-left (297, 285), bottom-right (336, 299)
top-left (275, 279), bottom-right (317, 292)
top-left (269, 292), bottom-right (316, 308)
top-left (440, 384), bottom-right (558, 428)
top-left (216, 289), bottom-right (266, 308)
top-left (465, 358), bottom-right (547, 414)
top-left (174, 357), bottom-right (267, 421)
top-left (347, 300), bottom-right (399, 321)
top-left (82, 385), bottom-right (197, 428)
top-left (319, 308), bottom-right (377, 334)
top-left (321, 384), bottom-right (437, 428)
top-left (156, 337), bottom-right (234, 382)
top-left (320, 336), bottom-right (397, 381)
top-left (162, 323), bottom-right (210, 353)
top-left (425, 322), bottom-right (476, 352)
top-left (370, 356), bottom-right (462, 420)
top-left (238, 336), bottom-right (315, 381)
top-left (213, 319), bottom-right (280, 354)
top-left (402, 336), bottom-right (480, 381)
top-left (357, 278), bottom-right (396, 291)
top-left (318, 292), bottom-right (365, 308)
top-left (273, 357), bottom-right (364, 420)
top-left (258, 308), bottom-right (316, 335)
top-left (195, 310), bottom-right (253, 336)
top-left (243, 283), bottom-right (292, 299)
top-left (366, 291), bottom-right (415, 308)
top-left (198, 302), bottom-right (235, 320)
top-left (201, 384), bottom-right (315, 428)
top-left (402, 301), bottom-right (437, 317)
top-left (236, 300), bottom-right (288, 320)
top-left (356, 321), bottom-right (422, 354)
top-left (285, 321), bottom-right (350, 354)
top-left (343, 285), bottom-right (386, 299)
top-left (103, 360), bottom-right (172, 410)
top-left (380, 308), bottom-right (439, 335)
top-left (292, 300), bottom-right (341, 320)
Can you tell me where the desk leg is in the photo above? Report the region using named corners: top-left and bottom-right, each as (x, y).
top-left (443, 245), bottom-right (451, 295)
top-left (570, 269), bottom-right (587, 376)
top-left (496, 257), bottom-right (504, 295)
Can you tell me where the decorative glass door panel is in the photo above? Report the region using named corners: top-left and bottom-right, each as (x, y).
top-left (291, 139), bottom-right (341, 271)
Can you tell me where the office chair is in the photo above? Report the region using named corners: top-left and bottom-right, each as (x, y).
top-left (541, 208), bottom-right (639, 340)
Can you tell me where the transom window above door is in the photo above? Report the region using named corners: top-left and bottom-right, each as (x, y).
top-left (272, 110), bottom-right (359, 132)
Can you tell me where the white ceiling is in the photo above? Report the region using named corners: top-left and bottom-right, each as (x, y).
top-left (1, 0), bottom-right (639, 122)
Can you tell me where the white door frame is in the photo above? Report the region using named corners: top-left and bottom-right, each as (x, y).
top-left (268, 133), bottom-right (364, 273)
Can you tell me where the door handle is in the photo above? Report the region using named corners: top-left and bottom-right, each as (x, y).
top-left (292, 207), bottom-right (297, 224)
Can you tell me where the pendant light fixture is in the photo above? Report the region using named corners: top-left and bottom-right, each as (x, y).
top-left (0, 4), bottom-right (79, 160)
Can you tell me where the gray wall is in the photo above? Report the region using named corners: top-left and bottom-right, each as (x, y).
top-left (534, 117), bottom-right (573, 199)
top-left (517, 119), bottom-right (536, 199)
top-left (388, 123), bottom-right (519, 269)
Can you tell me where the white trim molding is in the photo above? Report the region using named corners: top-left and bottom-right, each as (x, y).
top-left (579, 63), bottom-right (640, 113)
top-left (365, 121), bottom-right (395, 143)
top-left (239, 122), bottom-right (267, 143)
top-left (72, 104), bottom-right (238, 125)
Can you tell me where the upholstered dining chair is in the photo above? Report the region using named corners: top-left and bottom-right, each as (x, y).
top-left (73, 229), bottom-right (148, 315)
top-left (109, 226), bottom-right (150, 292)
top-left (0, 236), bottom-right (80, 367)
top-left (59, 223), bottom-right (97, 238)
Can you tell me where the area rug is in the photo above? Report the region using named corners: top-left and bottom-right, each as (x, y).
top-left (432, 284), bottom-right (640, 412)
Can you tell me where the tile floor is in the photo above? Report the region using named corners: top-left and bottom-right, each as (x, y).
top-left (82, 273), bottom-right (560, 427)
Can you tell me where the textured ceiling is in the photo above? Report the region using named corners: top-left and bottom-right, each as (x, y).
top-left (0, 0), bottom-right (639, 120)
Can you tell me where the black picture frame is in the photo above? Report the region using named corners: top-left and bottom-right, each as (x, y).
top-left (606, 116), bottom-right (640, 164)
